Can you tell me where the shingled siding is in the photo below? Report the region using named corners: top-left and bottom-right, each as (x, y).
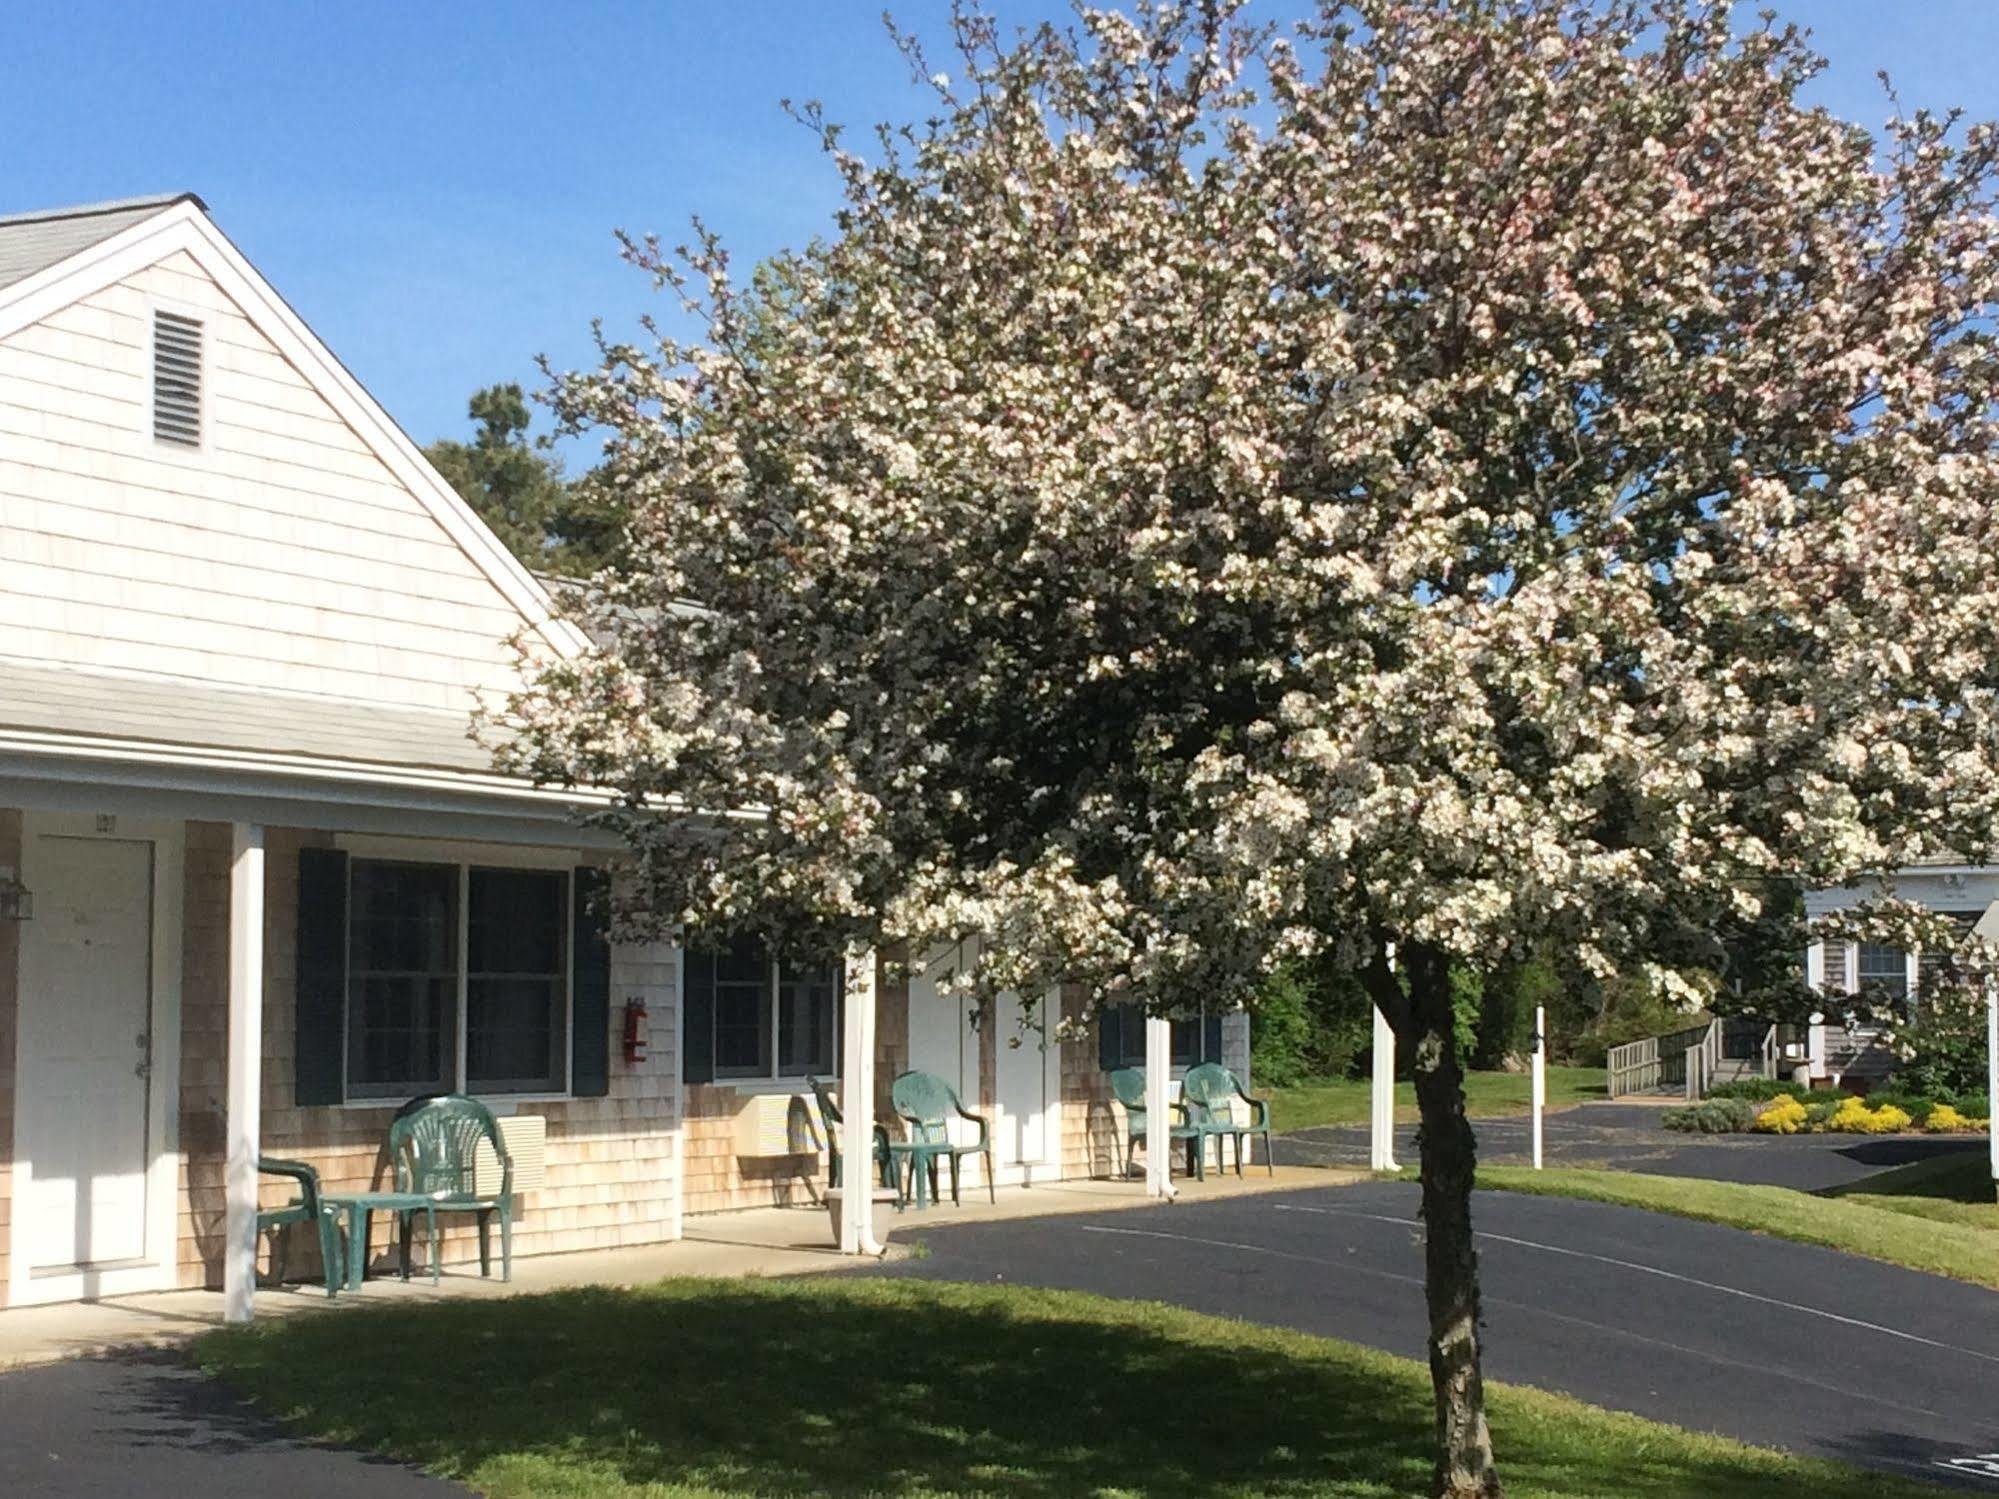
top-left (0, 809), bottom-right (20, 1306)
top-left (1060, 988), bottom-right (1123, 1182)
top-left (175, 823), bottom-right (682, 1289)
top-left (680, 967), bottom-right (912, 1215)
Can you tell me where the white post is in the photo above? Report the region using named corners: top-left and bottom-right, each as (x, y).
top-left (1987, 977), bottom-right (1998, 1194)
top-left (840, 946), bottom-right (884, 1255)
top-left (223, 822), bottom-right (265, 1324)
top-left (1144, 1015), bottom-right (1177, 1198)
top-left (1531, 1004), bottom-right (1546, 1171)
top-left (1370, 1006), bottom-right (1398, 1173)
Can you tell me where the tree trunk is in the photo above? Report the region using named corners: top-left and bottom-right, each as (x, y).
top-left (1401, 943), bottom-right (1503, 1499)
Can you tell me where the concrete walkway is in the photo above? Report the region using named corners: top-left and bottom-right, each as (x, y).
top-left (0, 1163), bottom-right (1340, 1372)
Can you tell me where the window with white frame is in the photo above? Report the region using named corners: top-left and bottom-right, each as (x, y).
top-left (684, 936), bottom-right (840, 1083)
top-left (345, 858), bottom-right (570, 1100)
top-left (1855, 942), bottom-right (1910, 1000)
top-left (1105, 1004), bottom-right (1222, 1069)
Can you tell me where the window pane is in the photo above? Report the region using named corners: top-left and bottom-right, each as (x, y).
top-left (1112, 1005), bottom-right (1204, 1066)
top-left (708, 936), bottom-right (772, 1078)
top-left (466, 868), bottom-right (566, 1092)
top-left (347, 861), bottom-right (456, 1097)
top-left (777, 965), bottom-right (838, 1076)
top-left (1857, 944), bottom-right (1909, 999)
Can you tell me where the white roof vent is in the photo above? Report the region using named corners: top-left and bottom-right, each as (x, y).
top-left (152, 310), bottom-right (202, 446)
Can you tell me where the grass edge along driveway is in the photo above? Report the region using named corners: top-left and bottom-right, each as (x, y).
top-left (197, 1277), bottom-right (1948, 1499)
top-left (1270, 1065), bottom-right (1605, 1133)
top-left (1468, 1165), bottom-right (1999, 1291)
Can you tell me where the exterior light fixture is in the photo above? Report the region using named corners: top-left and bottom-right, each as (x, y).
top-left (0, 867), bottom-right (30, 922)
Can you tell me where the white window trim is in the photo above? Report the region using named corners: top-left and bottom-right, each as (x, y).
top-left (334, 836), bottom-right (581, 1107)
top-left (696, 951), bottom-right (842, 1088)
top-left (1110, 1003), bottom-right (1220, 1075)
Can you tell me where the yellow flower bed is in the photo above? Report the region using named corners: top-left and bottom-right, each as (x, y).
top-left (1925, 1104), bottom-right (1993, 1133)
top-left (1824, 1096), bottom-right (1910, 1134)
top-left (1747, 1093), bottom-right (1986, 1135)
top-left (1753, 1095), bottom-right (1808, 1134)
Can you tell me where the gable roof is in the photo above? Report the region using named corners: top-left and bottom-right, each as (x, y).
top-left (0, 193), bottom-right (601, 817)
top-left (0, 193), bottom-right (205, 293)
top-left (0, 193), bottom-right (587, 665)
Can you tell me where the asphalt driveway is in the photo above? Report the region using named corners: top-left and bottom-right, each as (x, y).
top-left (1275, 1100), bottom-right (1987, 1190)
top-left (868, 1179), bottom-right (1999, 1490)
top-left (0, 1351), bottom-right (463, 1498)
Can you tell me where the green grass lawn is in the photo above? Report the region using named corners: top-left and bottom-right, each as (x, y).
top-left (1270, 1066), bottom-right (1606, 1133)
top-left (1469, 1165), bottom-right (1999, 1290)
top-left (1826, 1150), bottom-right (1999, 1231)
top-left (196, 1277), bottom-right (1947, 1499)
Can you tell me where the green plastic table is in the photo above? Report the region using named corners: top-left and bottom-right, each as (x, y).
top-left (322, 1191), bottom-right (440, 1288)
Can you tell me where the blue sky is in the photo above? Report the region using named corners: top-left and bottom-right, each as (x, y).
top-left (5, 2), bottom-right (1996, 457)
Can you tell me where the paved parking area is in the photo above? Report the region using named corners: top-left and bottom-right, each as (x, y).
top-left (0, 1351), bottom-right (462, 1498)
top-left (869, 1179), bottom-right (1999, 1490)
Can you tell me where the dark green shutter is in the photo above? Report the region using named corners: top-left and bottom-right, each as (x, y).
top-left (571, 868), bottom-right (611, 1097)
top-left (682, 948), bottom-right (715, 1084)
top-left (294, 847), bottom-right (348, 1106)
top-left (1097, 1005), bottom-right (1122, 1071)
top-left (1203, 1010), bottom-right (1224, 1065)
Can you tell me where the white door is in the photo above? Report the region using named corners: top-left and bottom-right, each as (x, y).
top-left (991, 987), bottom-right (1061, 1185)
top-left (905, 943), bottom-right (977, 1103)
top-left (15, 826), bottom-right (176, 1299)
top-left (903, 942), bottom-right (989, 1188)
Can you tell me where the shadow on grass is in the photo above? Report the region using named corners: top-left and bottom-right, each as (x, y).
top-left (195, 1279), bottom-right (1920, 1498)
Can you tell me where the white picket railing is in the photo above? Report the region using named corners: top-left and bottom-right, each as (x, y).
top-left (1607, 1018), bottom-right (1786, 1100)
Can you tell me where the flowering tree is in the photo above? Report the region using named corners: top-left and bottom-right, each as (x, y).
top-left (498, 3), bottom-right (1999, 1493)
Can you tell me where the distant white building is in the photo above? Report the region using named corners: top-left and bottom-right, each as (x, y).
top-left (1803, 863), bottom-right (1998, 1087)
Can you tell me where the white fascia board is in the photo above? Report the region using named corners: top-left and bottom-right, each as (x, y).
top-left (0, 200), bottom-right (588, 662)
top-left (0, 729), bottom-right (758, 836)
top-left (0, 725), bottom-right (609, 806)
top-left (0, 744), bottom-right (617, 848)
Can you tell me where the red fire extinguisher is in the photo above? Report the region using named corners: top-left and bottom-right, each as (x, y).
top-left (622, 999), bottom-right (649, 1065)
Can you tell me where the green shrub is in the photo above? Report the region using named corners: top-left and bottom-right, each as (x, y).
top-left (1449, 962), bottom-right (1484, 1066)
top-left (1472, 948), bottom-right (1560, 1068)
top-left (1661, 1097), bottom-right (1757, 1133)
top-left (1858, 1089), bottom-right (1938, 1125)
top-left (1247, 962), bottom-right (1373, 1087)
top-left (1706, 1078), bottom-right (1809, 1103)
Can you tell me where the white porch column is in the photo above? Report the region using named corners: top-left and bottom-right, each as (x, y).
top-left (839, 945), bottom-right (884, 1255)
top-left (1986, 974), bottom-right (1999, 1193)
top-left (1369, 1005), bottom-right (1399, 1173)
top-left (223, 822), bottom-right (265, 1324)
top-left (1144, 1015), bottom-right (1176, 1198)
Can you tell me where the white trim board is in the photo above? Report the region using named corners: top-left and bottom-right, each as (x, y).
top-left (0, 198), bottom-right (587, 663)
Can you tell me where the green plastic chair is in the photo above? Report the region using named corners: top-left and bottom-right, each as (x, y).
top-left (809, 1077), bottom-right (902, 1205)
top-left (890, 1070), bottom-right (994, 1207)
top-left (256, 1156), bottom-right (345, 1295)
top-left (1106, 1067), bottom-right (1198, 1178)
top-left (1182, 1062), bottom-right (1274, 1177)
top-left (388, 1094), bottom-right (515, 1281)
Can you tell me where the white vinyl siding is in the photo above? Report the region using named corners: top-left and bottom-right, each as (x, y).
top-left (0, 250), bottom-right (527, 710)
